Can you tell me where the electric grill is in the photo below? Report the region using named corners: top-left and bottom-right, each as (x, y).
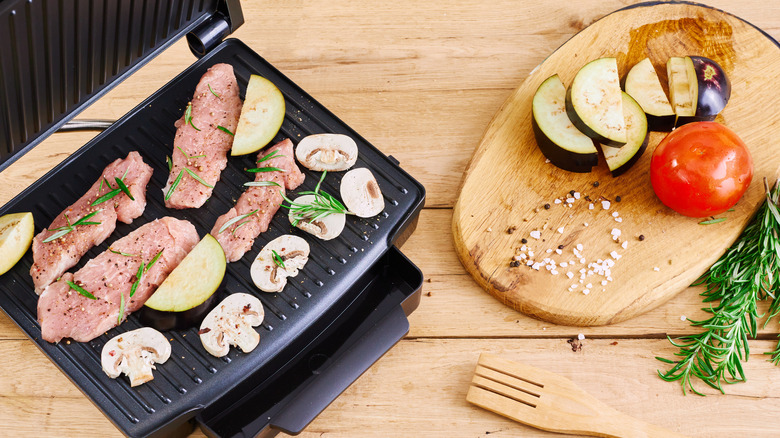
top-left (0, 1), bottom-right (425, 437)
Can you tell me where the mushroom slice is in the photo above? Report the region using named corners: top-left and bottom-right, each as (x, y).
top-left (295, 134), bottom-right (358, 171)
top-left (340, 168), bottom-right (384, 218)
top-left (251, 235), bottom-right (310, 292)
top-left (288, 194), bottom-right (346, 240)
top-left (199, 293), bottom-right (264, 357)
top-left (101, 327), bottom-right (171, 387)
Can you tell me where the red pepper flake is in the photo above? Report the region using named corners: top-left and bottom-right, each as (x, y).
top-left (109, 350), bottom-right (116, 356)
top-left (197, 328), bottom-right (211, 335)
top-left (243, 303), bottom-right (252, 313)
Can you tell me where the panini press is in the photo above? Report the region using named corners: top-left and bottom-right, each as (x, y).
top-left (0, 1), bottom-right (425, 437)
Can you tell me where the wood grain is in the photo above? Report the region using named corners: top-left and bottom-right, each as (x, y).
top-left (453, 2), bottom-right (780, 326)
top-left (0, 1), bottom-right (780, 437)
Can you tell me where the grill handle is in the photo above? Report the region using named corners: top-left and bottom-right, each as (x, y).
top-left (270, 302), bottom-right (410, 435)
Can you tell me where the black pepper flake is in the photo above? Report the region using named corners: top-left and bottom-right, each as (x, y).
top-left (543, 203), bottom-right (550, 210)
top-left (521, 238), bottom-right (527, 244)
top-left (510, 260), bottom-right (520, 267)
top-left (506, 226), bottom-right (516, 234)
top-left (558, 244), bottom-right (564, 250)
top-left (638, 234), bottom-right (645, 241)
top-left (615, 195), bottom-right (622, 202)
top-left (592, 181), bottom-right (599, 187)
top-left (569, 190), bottom-right (575, 196)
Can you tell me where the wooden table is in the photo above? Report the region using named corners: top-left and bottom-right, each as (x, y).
top-left (1, 1), bottom-right (779, 436)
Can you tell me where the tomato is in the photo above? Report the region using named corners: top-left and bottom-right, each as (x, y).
top-left (650, 122), bottom-right (753, 217)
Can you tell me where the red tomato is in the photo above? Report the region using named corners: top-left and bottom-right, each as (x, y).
top-left (650, 122), bottom-right (753, 217)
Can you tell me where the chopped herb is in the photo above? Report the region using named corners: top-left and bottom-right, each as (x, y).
top-left (98, 178), bottom-right (105, 192)
top-left (232, 221), bottom-right (250, 235)
top-left (177, 145), bottom-right (206, 160)
top-left (164, 170), bottom-right (184, 200)
top-left (130, 262), bottom-right (144, 298)
top-left (92, 187), bottom-right (122, 206)
top-left (183, 167), bottom-right (214, 188)
top-left (185, 102), bottom-right (201, 131)
top-left (43, 210), bottom-right (102, 243)
top-left (244, 181), bottom-right (281, 188)
top-left (208, 84), bottom-right (220, 98)
top-left (114, 177), bottom-right (134, 201)
top-left (219, 209), bottom-right (259, 234)
top-left (117, 293), bottom-right (125, 325)
top-left (109, 248), bottom-right (137, 257)
top-left (166, 155), bottom-right (173, 172)
top-left (246, 166), bottom-right (285, 173)
top-left (145, 249), bottom-right (164, 272)
top-left (67, 280), bottom-right (97, 300)
top-left (272, 249), bottom-right (286, 269)
top-left (217, 125), bottom-right (234, 136)
top-left (257, 149), bottom-right (283, 163)
top-left (699, 218), bottom-right (727, 225)
top-left (281, 172), bottom-right (351, 227)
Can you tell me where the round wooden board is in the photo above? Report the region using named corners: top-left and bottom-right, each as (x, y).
top-left (452, 1), bottom-right (780, 326)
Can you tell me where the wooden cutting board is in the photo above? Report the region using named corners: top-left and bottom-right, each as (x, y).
top-left (452, 2), bottom-right (780, 326)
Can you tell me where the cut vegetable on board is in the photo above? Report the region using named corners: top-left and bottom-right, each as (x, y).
top-left (623, 57), bottom-right (675, 131)
top-left (667, 56), bottom-right (731, 125)
top-left (565, 57), bottom-right (626, 147)
top-left (598, 92), bottom-right (648, 177)
top-left (531, 74), bottom-right (598, 173)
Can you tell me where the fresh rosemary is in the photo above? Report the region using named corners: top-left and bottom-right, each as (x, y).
top-left (92, 172), bottom-right (133, 206)
top-left (117, 292), bottom-right (125, 324)
top-left (208, 83), bottom-right (220, 98)
top-left (217, 125), bottom-right (234, 136)
top-left (130, 262), bottom-right (145, 298)
top-left (146, 249), bottom-right (164, 272)
top-left (657, 178), bottom-right (780, 395)
top-left (219, 209), bottom-right (259, 234)
top-left (67, 280), bottom-right (97, 300)
top-left (165, 168), bottom-right (214, 200)
top-left (166, 155), bottom-right (173, 172)
top-left (177, 145), bottom-right (206, 160)
top-left (281, 171), bottom-right (351, 227)
top-left (257, 149), bottom-right (283, 163)
top-left (109, 248), bottom-right (137, 257)
top-left (244, 181), bottom-right (281, 188)
top-left (247, 166), bottom-right (284, 173)
top-left (43, 210), bottom-right (102, 243)
top-left (185, 102), bottom-right (201, 131)
top-left (272, 249), bottom-right (286, 269)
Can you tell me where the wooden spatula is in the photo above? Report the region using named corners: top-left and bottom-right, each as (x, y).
top-left (467, 353), bottom-right (688, 437)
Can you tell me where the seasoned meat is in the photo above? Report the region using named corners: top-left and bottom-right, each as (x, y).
top-left (38, 217), bottom-right (199, 343)
top-left (211, 139), bottom-right (305, 262)
top-left (30, 151), bottom-right (153, 294)
top-left (163, 63), bottom-right (243, 209)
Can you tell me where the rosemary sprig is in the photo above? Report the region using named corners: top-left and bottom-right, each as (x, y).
top-left (281, 171), bottom-right (351, 226)
top-left (699, 218), bottom-right (727, 225)
top-left (208, 84), bottom-right (220, 98)
top-left (130, 262), bottom-right (145, 298)
top-left (117, 292), bottom-right (125, 325)
top-left (166, 155), bottom-right (173, 172)
top-left (43, 210), bottom-right (102, 243)
top-left (146, 249), bottom-right (164, 272)
top-left (217, 125), bottom-right (234, 136)
top-left (114, 177), bottom-right (134, 201)
top-left (247, 166), bottom-right (284, 173)
top-left (657, 178), bottom-right (780, 395)
top-left (177, 145), bottom-right (206, 160)
top-left (244, 181), bottom-right (281, 188)
top-left (67, 280), bottom-right (97, 300)
top-left (257, 149), bottom-right (283, 163)
top-left (219, 209), bottom-right (259, 234)
top-left (185, 102), bottom-right (201, 131)
top-left (109, 248), bottom-right (137, 257)
top-left (272, 249), bottom-right (286, 269)
top-left (165, 168), bottom-right (214, 200)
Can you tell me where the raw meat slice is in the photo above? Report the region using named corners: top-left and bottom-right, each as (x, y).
top-left (163, 63), bottom-right (243, 209)
top-left (38, 217), bottom-right (199, 343)
top-left (211, 139), bottom-right (304, 262)
top-left (31, 151), bottom-right (153, 294)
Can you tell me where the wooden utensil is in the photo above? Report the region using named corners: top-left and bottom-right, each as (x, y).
top-left (467, 353), bottom-right (687, 438)
top-left (452, 2), bottom-right (780, 326)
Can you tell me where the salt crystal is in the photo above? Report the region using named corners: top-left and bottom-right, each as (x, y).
top-left (589, 203), bottom-right (594, 210)
top-left (612, 211), bottom-right (619, 218)
top-left (621, 241), bottom-right (628, 249)
top-left (574, 192), bottom-right (581, 199)
top-left (567, 272), bottom-right (574, 279)
top-left (615, 217), bottom-right (623, 223)
top-left (555, 249), bottom-right (562, 255)
top-left (576, 244), bottom-right (584, 251)
top-left (545, 159), bottom-right (551, 163)
top-left (557, 226), bottom-right (565, 234)
top-left (602, 200), bottom-right (611, 210)
top-left (561, 262), bottom-right (569, 268)
top-left (566, 198), bottom-right (575, 204)
top-left (653, 267), bottom-right (660, 271)
top-left (681, 315), bottom-right (687, 321)
top-left (554, 199), bottom-right (562, 204)
top-left (582, 289), bottom-right (590, 295)
top-left (610, 251), bottom-right (621, 260)
top-left (577, 333), bottom-right (585, 340)
top-left (601, 280), bottom-right (608, 286)
top-left (611, 228), bottom-right (621, 237)
top-left (546, 248), bottom-right (553, 253)
top-left (583, 222), bottom-right (589, 227)
top-left (586, 283), bottom-right (593, 289)
top-left (530, 230), bottom-right (541, 239)
top-left (551, 270), bottom-right (559, 275)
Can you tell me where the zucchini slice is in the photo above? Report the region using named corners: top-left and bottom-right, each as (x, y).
top-left (532, 74), bottom-right (597, 173)
top-left (565, 58), bottom-right (626, 147)
top-left (624, 58), bottom-right (674, 131)
top-left (599, 92), bottom-right (648, 177)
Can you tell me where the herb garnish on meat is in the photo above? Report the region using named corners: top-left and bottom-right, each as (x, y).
top-left (657, 178), bottom-right (780, 395)
top-left (184, 102), bottom-right (201, 131)
top-left (42, 210), bottom-right (103, 243)
top-left (244, 181), bottom-right (281, 188)
top-left (219, 209), bottom-right (259, 234)
top-left (164, 168), bottom-right (215, 200)
top-left (208, 84), bottom-right (220, 98)
top-left (66, 280), bottom-right (97, 300)
top-left (217, 125), bottom-right (234, 136)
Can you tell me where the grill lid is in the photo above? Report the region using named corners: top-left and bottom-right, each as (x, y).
top-left (0, 0), bottom-right (244, 172)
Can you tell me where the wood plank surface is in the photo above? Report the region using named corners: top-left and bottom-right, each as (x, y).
top-left (0, 1), bottom-right (779, 437)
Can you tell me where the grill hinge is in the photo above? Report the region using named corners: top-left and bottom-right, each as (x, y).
top-left (186, 0), bottom-right (245, 58)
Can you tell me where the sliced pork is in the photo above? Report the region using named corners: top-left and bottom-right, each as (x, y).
top-left (211, 139), bottom-right (305, 262)
top-left (31, 151), bottom-right (153, 294)
top-left (38, 217), bottom-right (199, 343)
top-left (163, 63), bottom-right (243, 209)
